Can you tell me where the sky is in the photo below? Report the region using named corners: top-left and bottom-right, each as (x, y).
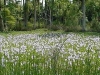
top-left (18, 0), bottom-right (45, 6)
top-left (18, 0), bottom-right (73, 6)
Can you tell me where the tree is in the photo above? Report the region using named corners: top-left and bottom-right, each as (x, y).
top-left (86, 0), bottom-right (100, 32)
top-left (0, 0), bottom-right (4, 31)
top-left (74, 0), bottom-right (86, 31)
top-left (33, 0), bottom-right (37, 29)
top-left (49, 0), bottom-right (54, 29)
top-left (37, 0), bottom-right (41, 28)
top-left (81, 0), bottom-right (86, 31)
top-left (23, 0), bottom-right (28, 29)
top-left (3, 0), bottom-right (6, 31)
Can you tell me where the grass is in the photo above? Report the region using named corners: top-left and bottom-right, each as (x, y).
top-left (0, 28), bottom-right (100, 36)
top-left (0, 29), bottom-right (100, 75)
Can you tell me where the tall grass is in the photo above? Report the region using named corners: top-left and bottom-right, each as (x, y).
top-left (0, 33), bottom-right (100, 75)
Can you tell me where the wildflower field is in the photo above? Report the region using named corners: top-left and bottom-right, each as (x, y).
top-left (0, 31), bottom-right (100, 75)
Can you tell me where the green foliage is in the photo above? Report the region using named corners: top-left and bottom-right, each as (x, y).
top-left (91, 18), bottom-right (100, 32)
top-left (0, 0), bottom-right (100, 32)
top-left (6, 16), bottom-right (16, 21)
top-left (50, 25), bottom-right (61, 31)
top-left (19, 22), bottom-right (33, 31)
top-left (64, 3), bottom-right (80, 26)
top-left (1, 8), bottom-right (16, 31)
top-left (14, 22), bottom-right (23, 31)
top-left (27, 22), bottom-right (33, 30)
top-left (2, 8), bottom-right (11, 16)
top-left (64, 25), bottom-right (82, 32)
top-left (6, 21), bottom-right (16, 30)
top-left (0, 0), bottom-right (7, 8)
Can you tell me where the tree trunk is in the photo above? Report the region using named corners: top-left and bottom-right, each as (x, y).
top-left (3, 0), bottom-right (6, 31)
top-left (0, 0), bottom-right (3, 31)
top-left (45, 0), bottom-right (48, 27)
top-left (49, 0), bottom-right (54, 29)
top-left (49, 9), bottom-right (52, 29)
top-left (33, 0), bottom-right (36, 29)
top-left (0, 14), bottom-right (4, 31)
top-left (23, 0), bottom-right (28, 29)
top-left (81, 0), bottom-right (86, 31)
top-left (38, 1), bottom-right (40, 28)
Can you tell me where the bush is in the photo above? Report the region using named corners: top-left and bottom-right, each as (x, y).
top-left (1, 8), bottom-right (16, 31)
top-left (1, 8), bottom-right (10, 16)
top-left (21, 22), bottom-right (33, 31)
top-left (49, 25), bottom-right (59, 31)
top-left (27, 22), bottom-right (33, 30)
top-left (14, 23), bottom-right (23, 31)
top-left (6, 16), bottom-right (16, 30)
top-left (91, 18), bottom-right (100, 32)
top-left (6, 21), bottom-right (16, 30)
top-left (63, 25), bottom-right (82, 32)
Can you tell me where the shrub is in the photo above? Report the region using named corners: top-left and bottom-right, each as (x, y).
top-left (21, 22), bottom-right (33, 31)
top-left (1, 8), bottom-right (10, 16)
top-left (6, 16), bottom-right (16, 30)
top-left (27, 22), bottom-right (33, 30)
top-left (91, 18), bottom-right (100, 32)
top-left (6, 21), bottom-right (16, 30)
top-left (63, 25), bottom-right (82, 32)
top-left (49, 25), bottom-right (59, 31)
top-left (1, 8), bottom-right (16, 31)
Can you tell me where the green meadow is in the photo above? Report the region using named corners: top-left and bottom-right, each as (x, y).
top-left (0, 30), bottom-right (100, 75)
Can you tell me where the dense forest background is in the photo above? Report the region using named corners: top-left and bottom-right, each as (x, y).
top-left (0, 0), bottom-right (100, 32)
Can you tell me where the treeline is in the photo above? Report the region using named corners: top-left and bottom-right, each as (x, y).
top-left (0, 0), bottom-right (100, 32)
